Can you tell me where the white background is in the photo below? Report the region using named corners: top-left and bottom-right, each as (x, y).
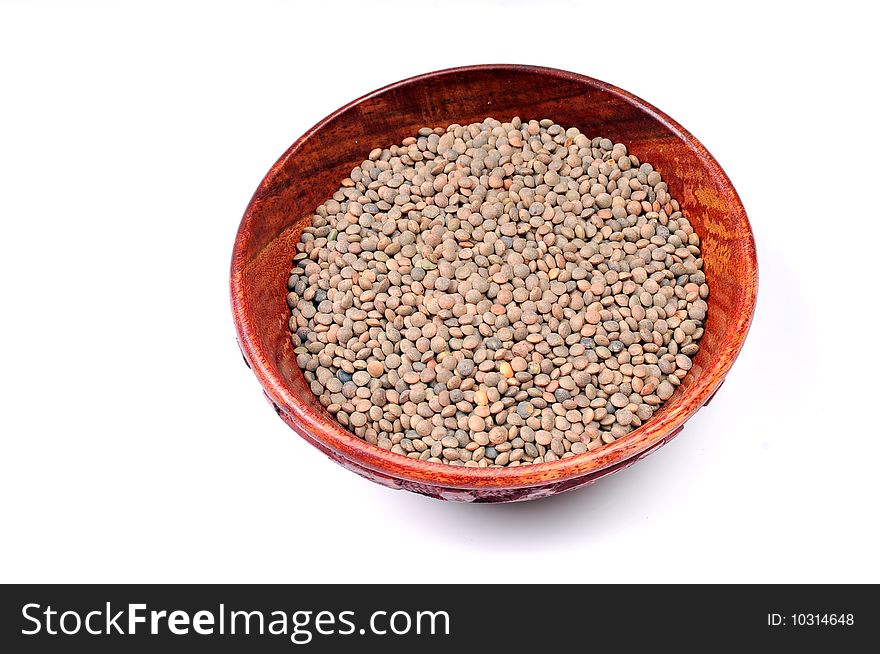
top-left (1, 0), bottom-right (877, 584)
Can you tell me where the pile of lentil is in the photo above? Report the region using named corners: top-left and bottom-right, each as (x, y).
top-left (287, 117), bottom-right (708, 467)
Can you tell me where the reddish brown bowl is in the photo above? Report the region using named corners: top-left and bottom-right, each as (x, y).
top-left (231, 65), bottom-right (757, 503)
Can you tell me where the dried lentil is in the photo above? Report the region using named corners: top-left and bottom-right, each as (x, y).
top-left (287, 118), bottom-right (708, 466)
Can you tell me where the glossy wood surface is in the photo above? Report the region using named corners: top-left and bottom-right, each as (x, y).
top-left (231, 65), bottom-right (758, 502)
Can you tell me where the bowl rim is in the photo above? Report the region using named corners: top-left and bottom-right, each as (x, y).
top-left (231, 63), bottom-right (758, 490)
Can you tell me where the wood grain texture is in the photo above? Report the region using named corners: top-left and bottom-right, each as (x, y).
top-left (231, 65), bottom-right (758, 503)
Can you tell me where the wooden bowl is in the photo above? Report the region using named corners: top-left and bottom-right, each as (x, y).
top-left (230, 65), bottom-right (757, 503)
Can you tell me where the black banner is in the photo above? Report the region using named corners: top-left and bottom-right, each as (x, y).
top-left (1, 584), bottom-right (874, 651)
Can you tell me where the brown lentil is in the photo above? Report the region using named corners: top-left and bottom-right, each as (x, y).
top-left (287, 117), bottom-right (708, 466)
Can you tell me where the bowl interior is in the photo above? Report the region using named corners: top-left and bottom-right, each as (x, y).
top-left (231, 65), bottom-right (756, 489)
